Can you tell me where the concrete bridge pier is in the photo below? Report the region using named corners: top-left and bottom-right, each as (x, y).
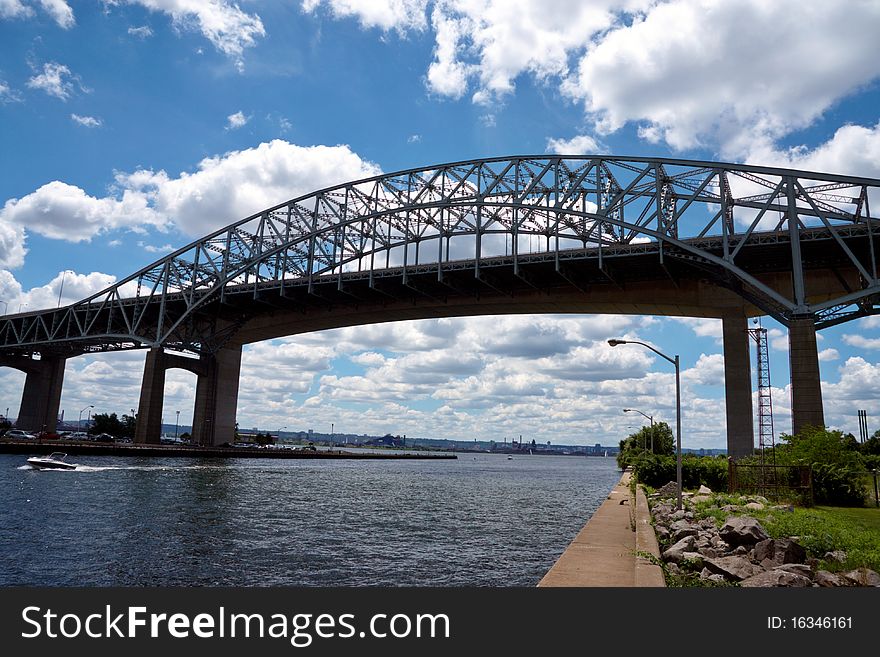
top-left (4, 354), bottom-right (66, 433)
top-left (192, 345), bottom-right (242, 447)
top-left (722, 312), bottom-right (754, 459)
top-left (134, 347), bottom-right (210, 444)
top-left (789, 315), bottom-right (824, 435)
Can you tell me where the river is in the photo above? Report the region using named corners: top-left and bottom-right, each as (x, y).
top-left (0, 452), bottom-right (620, 586)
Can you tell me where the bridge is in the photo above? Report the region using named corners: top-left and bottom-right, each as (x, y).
top-left (1, 155), bottom-right (878, 456)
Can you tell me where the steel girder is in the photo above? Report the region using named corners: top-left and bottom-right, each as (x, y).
top-left (1, 155), bottom-right (878, 355)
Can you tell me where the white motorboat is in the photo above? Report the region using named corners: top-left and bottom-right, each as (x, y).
top-left (27, 452), bottom-right (78, 471)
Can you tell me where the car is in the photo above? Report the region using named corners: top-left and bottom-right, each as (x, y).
top-left (5, 429), bottom-right (36, 440)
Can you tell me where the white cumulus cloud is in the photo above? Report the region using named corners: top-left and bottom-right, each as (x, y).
top-left (545, 134), bottom-right (602, 154)
top-left (116, 0), bottom-right (266, 68)
top-left (127, 24), bottom-right (153, 38)
top-left (1, 140), bottom-right (381, 243)
top-left (564, 0), bottom-right (880, 157)
top-left (225, 110), bottom-right (249, 130)
top-left (70, 113), bottom-right (102, 128)
top-left (26, 61), bottom-right (77, 100)
top-left (302, 0), bottom-right (428, 32)
top-left (0, 0), bottom-right (73, 27)
top-left (0, 180), bottom-right (166, 242)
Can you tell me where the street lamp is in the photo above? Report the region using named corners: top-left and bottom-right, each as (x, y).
top-left (175, 410), bottom-right (180, 440)
top-left (609, 338), bottom-right (682, 510)
top-left (79, 404), bottom-right (94, 429)
top-left (57, 270), bottom-right (74, 308)
top-left (623, 408), bottom-right (654, 452)
top-left (0, 299), bottom-right (7, 315)
top-left (18, 303), bottom-right (27, 313)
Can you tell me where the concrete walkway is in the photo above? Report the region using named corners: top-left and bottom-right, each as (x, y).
top-left (538, 471), bottom-right (664, 587)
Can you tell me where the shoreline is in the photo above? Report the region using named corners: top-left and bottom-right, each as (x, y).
top-left (0, 440), bottom-right (457, 460)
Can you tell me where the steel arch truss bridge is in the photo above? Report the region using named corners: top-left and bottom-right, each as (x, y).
top-left (1, 155), bottom-right (878, 449)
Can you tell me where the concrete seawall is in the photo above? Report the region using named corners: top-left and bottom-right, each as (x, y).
top-left (538, 471), bottom-right (664, 587)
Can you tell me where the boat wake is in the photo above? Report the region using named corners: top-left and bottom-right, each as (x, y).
top-left (17, 464), bottom-right (230, 473)
top-left (75, 464), bottom-right (231, 473)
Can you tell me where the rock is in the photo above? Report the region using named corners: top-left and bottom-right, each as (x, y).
top-left (697, 485), bottom-right (712, 495)
top-left (815, 571), bottom-right (851, 587)
top-left (754, 538), bottom-right (807, 566)
top-left (710, 536), bottom-right (729, 550)
top-left (680, 552), bottom-right (705, 569)
top-left (772, 564), bottom-right (813, 579)
top-left (744, 502), bottom-right (765, 511)
top-left (699, 567), bottom-right (714, 580)
top-left (732, 545), bottom-right (749, 556)
top-left (690, 495), bottom-right (711, 503)
top-left (740, 570), bottom-right (812, 587)
top-left (720, 504), bottom-right (740, 512)
top-left (662, 536), bottom-right (696, 563)
top-left (703, 556), bottom-right (765, 581)
top-left (656, 481), bottom-right (679, 497)
top-left (824, 550), bottom-right (847, 564)
top-left (655, 526), bottom-right (670, 541)
top-left (698, 547), bottom-right (720, 559)
top-left (669, 520), bottom-right (699, 541)
top-left (719, 516), bottom-right (770, 546)
top-left (841, 568), bottom-right (880, 587)
top-left (772, 504), bottom-right (795, 513)
top-left (670, 509), bottom-right (686, 521)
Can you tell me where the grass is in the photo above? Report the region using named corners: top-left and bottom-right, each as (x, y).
top-left (686, 495), bottom-right (880, 573)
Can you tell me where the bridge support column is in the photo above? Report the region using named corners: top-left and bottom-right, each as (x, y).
top-left (789, 316), bottom-right (824, 435)
top-left (134, 347), bottom-right (167, 444)
top-left (17, 356), bottom-right (66, 433)
top-left (722, 313), bottom-right (754, 459)
top-left (192, 345), bottom-right (242, 446)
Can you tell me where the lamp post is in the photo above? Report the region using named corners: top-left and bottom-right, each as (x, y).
top-left (79, 404), bottom-right (94, 429)
top-left (623, 408), bottom-right (654, 452)
top-left (0, 300), bottom-right (7, 315)
top-left (57, 270), bottom-right (73, 308)
top-left (609, 338), bottom-right (682, 510)
top-left (18, 303), bottom-right (27, 313)
top-left (175, 410), bottom-right (180, 440)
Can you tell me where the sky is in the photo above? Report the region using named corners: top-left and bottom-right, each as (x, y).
top-left (1, 0), bottom-right (880, 448)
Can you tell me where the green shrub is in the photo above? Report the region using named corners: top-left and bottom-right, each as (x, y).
top-left (631, 453), bottom-right (728, 491)
top-left (811, 463), bottom-right (868, 506)
top-left (771, 427), bottom-right (870, 506)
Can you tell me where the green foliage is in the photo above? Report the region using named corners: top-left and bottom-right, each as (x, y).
top-left (89, 412), bottom-right (136, 438)
top-left (758, 507), bottom-right (880, 573)
top-left (860, 433), bottom-right (880, 457)
top-left (89, 412), bottom-right (123, 437)
top-left (630, 453), bottom-right (728, 491)
top-left (772, 426), bottom-right (870, 506)
top-left (617, 421), bottom-right (674, 469)
top-left (811, 463), bottom-right (868, 506)
top-left (776, 426), bottom-right (862, 467)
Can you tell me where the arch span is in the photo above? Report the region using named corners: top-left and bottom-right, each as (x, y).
top-left (1, 155), bottom-right (877, 449)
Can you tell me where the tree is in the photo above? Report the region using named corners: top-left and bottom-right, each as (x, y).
top-left (861, 430), bottom-right (880, 456)
top-left (89, 412), bottom-right (125, 437)
top-left (617, 421), bottom-right (674, 468)
top-left (120, 413), bottom-right (136, 439)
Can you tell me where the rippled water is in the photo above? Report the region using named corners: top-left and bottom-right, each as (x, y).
top-left (0, 453), bottom-right (620, 586)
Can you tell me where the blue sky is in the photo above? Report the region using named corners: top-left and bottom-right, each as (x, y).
top-left (1, 0), bottom-right (880, 447)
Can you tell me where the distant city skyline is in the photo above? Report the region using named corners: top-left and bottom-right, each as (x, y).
top-left (1, 1), bottom-right (879, 448)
